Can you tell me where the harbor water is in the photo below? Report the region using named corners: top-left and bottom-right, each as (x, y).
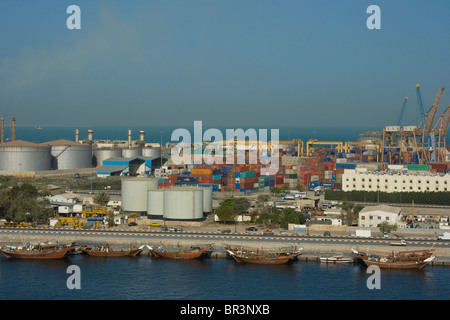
top-left (0, 254), bottom-right (448, 300)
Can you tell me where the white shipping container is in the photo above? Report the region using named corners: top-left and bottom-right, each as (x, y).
top-left (386, 126), bottom-right (400, 132)
top-left (73, 204), bottom-right (84, 213)
top-left (356, 229), bottom-right (371, 237)
top-left (58, 206), bottom-right (70, 213)
top-left (311, 175), bottom-right (319, 181)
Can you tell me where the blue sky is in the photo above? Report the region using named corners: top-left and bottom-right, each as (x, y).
top-left (0, 0), bottom-right (449, 128)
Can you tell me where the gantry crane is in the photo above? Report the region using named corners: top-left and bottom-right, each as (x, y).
top-left (436, 105), bottom-right (450, 162)
top-left (306, 139), bottom-right (344, 156)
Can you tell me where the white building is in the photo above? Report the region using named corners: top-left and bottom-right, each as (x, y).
top-left (359, 205), bottom-right (403, 228)
top-left (342, 169), bottom-right (450, 193)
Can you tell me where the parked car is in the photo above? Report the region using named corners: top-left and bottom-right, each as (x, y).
top-left (149, 223), bottom-right (161, 227)
top-left (246, 227), bottom-right (258, 232)
top-left (128, 222), bottom-right (137, 226)
top-left (323, 231), bottom-right (331, 236)
top-left (263, 230), bottom-right (274, 235)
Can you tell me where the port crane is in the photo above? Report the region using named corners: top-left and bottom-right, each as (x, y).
top-left (306, 139), bottom-right (344, 156)
top-left (436, 105), bottom-right (450, 162)
top-left (414, 85), bottom-right (446, 163)
top-left (397, 97), bottom-right (408, 127)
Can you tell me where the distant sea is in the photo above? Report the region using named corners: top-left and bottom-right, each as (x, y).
top-left (7, 125), bottom-right (381, 145)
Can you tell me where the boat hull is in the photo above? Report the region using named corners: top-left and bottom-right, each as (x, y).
top-left (351, 248), bottom-right (435, 269)
top-left (362, 259), bottom-right (431, 269)
top-left (150, 247), bottom-right (209, 259)
top-left (83, 249), bottom-right (142, 257)
top-left (0, 247), bottom-right (74, 260)
top-left (230, 254), bottom-right (297, 265)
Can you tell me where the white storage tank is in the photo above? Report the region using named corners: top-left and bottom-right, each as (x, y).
top-left (201, 187), bottom-right (213, 214)
top-left (122, 147), bottom-right (142, 158)
top-left (121, 177), bottom-right (158, 213)
top-left (0, 140), bottom-right (51, 171)
top-left (147, 189), bottom-right (164, 218)
top-left (93, 148), bottom-right (122, 166)
top-left (45, 139), bottom-right (93, 170)
top-left (163, 187), bottom-right (203, 220)
top-left (142, 147), bottom-right (160, 158)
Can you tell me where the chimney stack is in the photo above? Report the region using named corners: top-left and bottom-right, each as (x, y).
top-left (139, 130), bottom-right (145, 142)
top-left (88, 129), bottom-right (93, 141)
top-left (128, 129), bottom-right (132, 148)
top-left (11, 117), bottom-right (16, 141)
top-left (75, 129), bottom-right (79, 143)
top-left (1, 117), bottom-right (4, 143)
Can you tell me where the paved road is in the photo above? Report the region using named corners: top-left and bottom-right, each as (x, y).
top-left (1, 227), bottom-right (449, 249)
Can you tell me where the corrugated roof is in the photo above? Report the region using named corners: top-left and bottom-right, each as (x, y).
top-left (42, 139), bottom-right (83, 146)
top-left (360, 205), bottom-right (401, 215)
top-left (0, 140), bottom-right (48, 148)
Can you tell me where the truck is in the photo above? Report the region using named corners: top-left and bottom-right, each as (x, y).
top-left (438, 232), bottom-right (450, 240)
top-left (290, 191), bottom-right (307, 198)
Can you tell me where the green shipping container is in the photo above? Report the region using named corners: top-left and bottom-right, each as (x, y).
top-left (408, 165), bottom-right (429, 171)
top-left (240, 171), bottom-right (254, 178)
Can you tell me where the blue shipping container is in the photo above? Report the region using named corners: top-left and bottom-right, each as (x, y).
top-left (308, 181), bottom-right (319, 188)
top-left (198, 184), bottom-right (219, 191)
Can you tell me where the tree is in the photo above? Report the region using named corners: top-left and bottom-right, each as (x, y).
top-left (215, 205), bottom-right (237, 223)
top-left (94, 192), bottom-right (110, 206)
top-left (379, 221), bottom-right (398, 233)
top-left (257, 194), bottom-right (270, 202)
top-left (219, 197), bottom-right (250, 215)
top-left (0, 183), bottom-right (52, 223)
top-left (106, 211), bottom-right (115, 228)
top-left (340, 200), bottom-right (364, 226)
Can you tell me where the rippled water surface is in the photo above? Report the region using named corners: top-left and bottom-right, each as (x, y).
top-left (0, 255), bottom-right (448, 300)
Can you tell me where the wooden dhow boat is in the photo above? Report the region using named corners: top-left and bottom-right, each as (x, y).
top-left (149, 243), bottom-right (212, 259)
top-left (82, 244), bottom-right (142, 257)
top-left (351, 248), bottom-right (436, 269)
top-left (225, 245), bottom-right (302, 265)
top-left (0, 242), bottom-right (75, 260)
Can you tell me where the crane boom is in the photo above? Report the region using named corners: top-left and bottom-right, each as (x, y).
top-left (397, 97), bottom-right (408, 127)
top-left (416, 84), bottom-right (427, 132)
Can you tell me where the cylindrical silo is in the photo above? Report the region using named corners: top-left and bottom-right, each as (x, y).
top-left (122, 147), bottom-right (142, 158)
top-left (163, 187), bottom-right (203, 220)
top-left (121, 177), bottom-right (158, 213)
top-left (147, 189), bottom-right (164, 218)
top-left (142, 147), bottom-right (160, 158)
top-left (93, 148), bottom-right (122, 166)
top-left (201, 187), bottom-right (213, 214)
top-left (0, 140), bottom-right (51, 171)
top-left (45, 139), bottom-right (93, 170)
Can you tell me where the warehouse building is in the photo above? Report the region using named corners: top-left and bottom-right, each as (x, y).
top-left (96, 155), bottom-right (167, 177)
top-left (342, 169), bottom-right (450, 193)
top-left (359, 205), bottom-right (403, 228)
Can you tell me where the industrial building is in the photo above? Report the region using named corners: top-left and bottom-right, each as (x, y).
top-left (342, 168), bottom-right (450, 193)
top-left (96, 155), bottom-right (167, 177)
top-left (358, 205), bottom-right (404, 228)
